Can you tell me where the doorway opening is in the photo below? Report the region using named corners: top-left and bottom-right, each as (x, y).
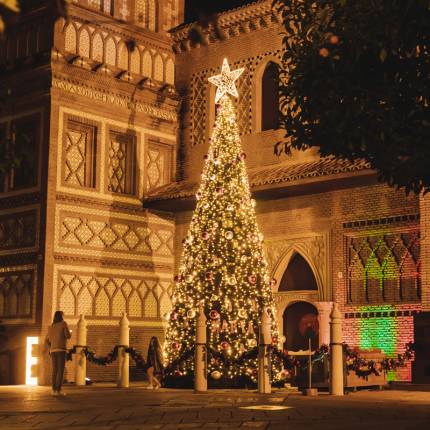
top-left (283, 301), bottom-right (319, 351)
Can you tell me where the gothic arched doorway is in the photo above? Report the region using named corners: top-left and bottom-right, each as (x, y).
top-left (283, 302), bottom-right (319, 351)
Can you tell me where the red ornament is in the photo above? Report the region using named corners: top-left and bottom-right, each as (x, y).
top-left (270, 278), bottom-right (277, 287)
top-left (319, 47), bottom-right (329, 58)
top-left (203, 154), bottom-right (209, 160)
top-left (209, 310), bottom-right (220, 320)
top-left (171, 341), bottom-right (180, 350)
top-left (239, 152), bottom-right (246, 160)
top-left (174, 370), bottom-right (182, 376)
top-left (202, 232), bottom-right (210, 240)
top-left (205, 272), bottom-right (213, 280)
top-left (329, 35), bottom-right (339, 45)
top-left (170, 312), bottom-right (178, 321)
top-left (221, 341), bottom-right (229, 350)
top-left (248, 275), bottom-right (257, 284)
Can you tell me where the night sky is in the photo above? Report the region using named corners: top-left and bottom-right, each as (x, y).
top-left (184, 0), bottom-right (256, 23)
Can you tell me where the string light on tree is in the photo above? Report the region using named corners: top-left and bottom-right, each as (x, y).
top-left (164, 58), bottom-right (280, 387)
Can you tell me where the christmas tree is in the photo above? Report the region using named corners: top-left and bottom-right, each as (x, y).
top-left (164, 59), bottom-right (278, 387)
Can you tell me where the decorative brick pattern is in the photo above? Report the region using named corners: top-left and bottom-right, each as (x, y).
top-left (0, 270), bottom-right (34, 318)
top-left (134, 0), bottom-right (156, 31)
top-left (87, 0), bottom-right (101, 9)
top-left (105, 37), bottom-right (116, 66)
top-left (78, 28), bottom-right (90, 58)
top-left (146, 142), bottom-right (172, 191)
top-left (346, 231), bottom-right (420, 304)
top-left (64, 24), bottom-right (77, 54)
top-left (162, 0), bottom-right (179, 31)
top-left (59, 212), bottom-right (174, 257)
top-left (130, 49), bottom-right (140, 74)
top-left (190, 72), bottom-right (207, 146)
top-left (58, 270), bottom-right (173, 319)
top-left (103, 0), bottom-right (112, 14)
top-left (154, 54), bottom-right (163, 82)
top-left (420, 194), bottom-right (430, 311)
top-left (92, 32), bottom-right (103, 62)
top-left (0, 210), bottom-right (37, 252)
top-left (142, 50), bottom-right (152, 77)
top-left (236, 62), bottom-right (252, 136)
top-left (165, 58), bottom-right (174, 85)
top-left (61, 17), bottom-right (175, 82)
top-left (107, 131), bottom-right (135, 195)
top-left (63, 120), bottom-right (96, 188)
top-left (118, 42), bottom-right (128, 70)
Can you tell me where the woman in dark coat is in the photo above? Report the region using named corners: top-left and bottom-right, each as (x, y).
top-left (146, 336), bottom-right (163, 389)
top-left (45, 310), bottom-right (71, 396)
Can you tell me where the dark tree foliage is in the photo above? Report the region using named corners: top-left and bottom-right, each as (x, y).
top-left (273, 0), bottom-right (430, 194)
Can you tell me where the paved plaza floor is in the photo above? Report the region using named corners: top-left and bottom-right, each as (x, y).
top-left (0, 384), bottom-right (429, 430)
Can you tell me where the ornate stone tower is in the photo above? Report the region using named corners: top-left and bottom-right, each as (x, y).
top-left (0, 0), bottom-right (183, 384)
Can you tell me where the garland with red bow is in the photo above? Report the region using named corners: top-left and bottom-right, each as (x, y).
top-left (344, 342), bottom-right (415, 378)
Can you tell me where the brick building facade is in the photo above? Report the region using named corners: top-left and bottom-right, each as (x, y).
top-left (0, 0), bottom-right (428, 384)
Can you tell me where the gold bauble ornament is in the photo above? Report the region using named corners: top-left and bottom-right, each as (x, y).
top-left (211, 370), bottom-right (222, 380)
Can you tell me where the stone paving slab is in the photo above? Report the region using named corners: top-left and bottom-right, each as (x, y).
top-left (0, 386), bottom-right (429, 430)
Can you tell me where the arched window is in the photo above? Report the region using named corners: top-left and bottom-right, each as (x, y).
top-left (103, 0), bottom-right (113, 15)
top-left (135, 0), bottom-right (157, 31)
top-left (261, 61), bottom-right (279, 131)
top-left (64, 24), bottom-right (77, 54)
top-left (88, 0), bottom-right (102, 11)
top-left (279, 253), bottom-right (318, 292)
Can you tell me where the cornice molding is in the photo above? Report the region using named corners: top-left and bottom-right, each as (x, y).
top-left (53, 253), bottom-right (173, 272)
top-left (55, 192), bottom-right (173, 220)
top-left (51, 72), bottom-right (179, 122)
top-left (170, 0), bottom-right (280, 53)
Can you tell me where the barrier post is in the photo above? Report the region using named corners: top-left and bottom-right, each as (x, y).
top-left (75, 314), bottom-right (87, 386)
top-left (329, 303), bottom-right (344, 396)
top-left (258, 308), bottom-right (271, 394)
top-left (194, 304), bottom-right (207, 393)
top-left (117, 313), bottom-right (130, 388)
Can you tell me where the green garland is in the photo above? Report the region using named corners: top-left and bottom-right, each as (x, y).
top-left (66, 342), bottom-right (415, 382)
top-left (344, 342), bottom-right (415, 379)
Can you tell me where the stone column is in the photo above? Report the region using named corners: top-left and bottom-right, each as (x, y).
top-left (117, 313), bottom-right (129, 388)
top-left (329, 303), bottom-right (344, 396)
top-left (316, 302), bottom-right (333, 346)
top-left (194, 304), bottom-right (207, 393)
top-left (258, 308), bottom-right (271, 394)
top-left (74, 314), bottom-right (87, 386)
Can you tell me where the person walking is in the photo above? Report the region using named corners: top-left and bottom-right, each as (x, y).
top-left (45, 311), bottom-right (71, 396)
top-left (146, 336), bottom-right (163, 389)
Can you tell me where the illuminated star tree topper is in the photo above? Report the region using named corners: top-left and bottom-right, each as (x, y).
top-left (208, 58), bottom-right (245, 103)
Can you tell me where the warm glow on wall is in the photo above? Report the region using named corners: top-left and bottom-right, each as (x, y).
top-left (25, 337), bottom-right (38, 385)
